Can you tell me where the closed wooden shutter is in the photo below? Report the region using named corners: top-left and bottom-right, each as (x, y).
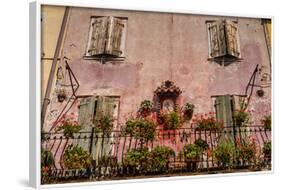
top-left (105, 17), bottom-right (124, 57)
top-left (75, 97), bottom-right (97, 151)
top-left (88, 17), bottom-right (108, 56)
top-left (78, 97), bottom-right (96, 131)
top-left (208, 21), bottom-right (227, 58)
top-left (225, 20), bottom-right (239, 57)
top-left (215, 95), bottom-right (233, 128)
top-left (92, 96), bottom-right (118, 163)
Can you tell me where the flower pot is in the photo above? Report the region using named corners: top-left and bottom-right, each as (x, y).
top-left (185, 160), bottom-right (198, 172)
top-left (58, 93), bottom-right (66, 102)
top-left (183, 109), bottom-right (194, 121)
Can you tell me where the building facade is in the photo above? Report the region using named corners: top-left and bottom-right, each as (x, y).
top-left (41, 5), bottom-right (272, 180)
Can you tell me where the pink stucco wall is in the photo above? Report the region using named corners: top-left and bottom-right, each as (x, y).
top-left (43, 7), bottom-right (271, 138)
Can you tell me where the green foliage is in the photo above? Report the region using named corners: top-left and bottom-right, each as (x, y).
top-left (233, 110), bottom-right (250, 127)
top-left (124, 146), bottom-right (174, 173)
top-left (213, 140), bottom-right (236, 167)
top-left (56, 125), bottom-right (82, 138)
top-left (124, 118), bottom-right (157, 141)
top-left (56, 116), bottom-right (82, 138)
top-left (183, 102), bottom-right (195, 112)
top-left (94, 114), bottom-right (114, 134)
top-left (140, 100), bottom-right (153, 112)
top-left (194, 139), bottom-right (209, 151)
top-left (262, 115), bottom-right (271, 130)
top-left (162, 111), bottom-right (182, 130)
top-left (183, 144), bottom-right (202, 160)
top-left (150, 146), bottom-right (174, 171)
top-left (236, 139), bottom-right (257, 163)
top-left (263, 141), bottom-right (271, 155)
top-left (124, 147), bottom-right (150, 172)
top-left (63, 145), bottom-right (92, 169)
top-left (41, 149), bottom-right (54, 168)
top-left (194, 114), bottom-right (222, 131)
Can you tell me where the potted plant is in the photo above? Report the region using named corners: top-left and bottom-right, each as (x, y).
top-left (138, 100), bottom-right (153, 117)
top-left (57, 88), bottom-right (67, 102)
top-left (193, 113), bottom-right (223, 131)
top-left (213, 140), bottom-right (236, 168)
top-left (124, 117), bottom-right (157, 142)
top-left (41, 148), bottom-right (54, 184)
top-left (124, 147), bottom-right (150, 175)
top-left (94, 113), bottom-right (114, 135)
top-left (161, 111), bottom-right (182, 130)
top-left (55, 115), bottom-right (82, 138)
top-left (263, 141), bottom-right (271, 163)
top-left (261, 115), bottom-right (271, 130)
top-left (235, 138), bottom-right (257, 167)
top-left (149, 146), bottom-right (174, 174)
top-left (62, 145), bottom-right (92, 169)
top-left (183, 102), bottom-right (195, 121)
top-left (183, 144), bottom-right (202, 171)
top-left (233, 110), bottom-right (250, 128)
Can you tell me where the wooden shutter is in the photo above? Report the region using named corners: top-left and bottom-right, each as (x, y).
top-left (208, 21), bottom-right (226, 58)
top-left (215, 95), bottom-right (233, 128)
top-left (75, 96), bottom-right (97, 151)
top-left (92, 96), bottom-right (118, 163)
top-left (225, 20), bottom-right (239, 57)
top-left (105, 17), bottom-right (124, 57)
top-left (78, 97), bottom-right (97, 131)
top-left (88, 17), bottom-right (108, 56)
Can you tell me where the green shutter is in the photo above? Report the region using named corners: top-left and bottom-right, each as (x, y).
top-left (75, 96), bottom-right (97, 151)
top-left (88, 17), bottom-right (108, 56)
top-left (91, 96), bottom-right (118, 163)
top-left (78, 97), bottom-right (96, 131)
top-left (105, 17), bottom-right (124, 57)
top-left (215, 95), bottom-right (233, 128)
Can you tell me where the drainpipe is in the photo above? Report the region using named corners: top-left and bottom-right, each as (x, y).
top-left (41, 7), bottom-right (70, 129)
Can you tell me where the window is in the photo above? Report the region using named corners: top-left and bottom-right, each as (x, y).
top-left (77, 96), bottom-right (120, 162)
top-left (212, 95), bottom-right (245, 128)
top-left (207, 20), bottom-right (241, 64)
top-left (85, 16), bottom-right (127, 59)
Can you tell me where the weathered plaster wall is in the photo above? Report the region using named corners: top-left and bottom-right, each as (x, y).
top-left (45, 7), bottom-right (271, 131)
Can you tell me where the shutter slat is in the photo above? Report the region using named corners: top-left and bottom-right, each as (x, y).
top-left (88, 17), bottom-right (108, 56)
top-left (209, 21), bottom-right (226, 58)
top-left (105, 17), bottom-right (124, 57)
top-left (225, 20), bottom-right (239, 57)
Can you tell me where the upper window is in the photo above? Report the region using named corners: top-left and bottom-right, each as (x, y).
top-left (85, 16), bottom-right (127, 59)
top-left (207, 20), bottom-right (241, 64)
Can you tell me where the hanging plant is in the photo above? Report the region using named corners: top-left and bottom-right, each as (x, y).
top-left (139, 100), bottom-right (153, 117)
top-left (57, 88), bottom-right (67, 102)
top-left (261, 115), bottom-right (271, 130)
top-left (183, 102), bottom-right (195, 121)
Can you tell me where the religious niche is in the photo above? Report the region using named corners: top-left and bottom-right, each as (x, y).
top-left (153, 80), bottom-right (182, 116)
